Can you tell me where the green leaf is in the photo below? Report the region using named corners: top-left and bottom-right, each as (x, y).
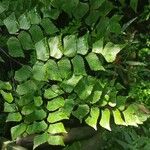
top-left (18, 13), bottom-right (31, 30)
top-left (71, 55), bottom-right (86, 75)
top-left (3, 13), bottom-right (19, 34)
top-left (33, 133), bottom-right (49, 150)
top-left (4, 102), bottom-right (17, 112)
top-left (11, 123), bottom-right (27, 140)
top-left (7, 37), bottom-right (24, 57)
top-left (92, 38), bottom-right (104, 54)
top-left (0, 81), bottom-right (12, 90)
top-left (34, 96), bottom-right (43, 107)
top-left (74, 76), bottom-right (95, 100)
top-left (130, 0), bottom-right (138, 12)
top-left (48, 122), bottom-right (67, 134)
top-left (40, 18), bottom-right (58, 35)
top-left (63, 35), bottom-right (77, 57)
top-left (58, 58), bottom-right (72, 79)
top-left (18, 31), bottom-right (34, 50)
top-left (94, 41), bottom-right (124, 63)
top-left (35, 38), bottom-right (49, 61)
top-left (21, 103), bottom-right (35, 115)
top-left (26, 121), bottom-right (48, 134)
top-left (72, 104), bottom-right (90, 123)
top-left (47, 97), bottom-right (65, 111)
top-left (60, 75), bottom-right (82, 93)
top-left (16, 80), bottom-right (37, 95)
top-left (33, 62), bottom-right (46, 81)
top-left (61, 99), bottom-right (75, 117)
top-left (113, 109), bottom-right (126, 126)
top-left (86, 52), bottom-right (105, 71)
top-left (0, 90), bottom-right (13, 103)
top-left (24, 109), bottom-right (47, 123)
top-left (73, 2), bottom-right (89, 19)
top-left (47, 110), bottom-right (69, 123)
top-left (85, 107), bottom-right (100, 130)
top-left (99, 108), bottom-right (111, 131)
top-left (7, 112), bottom-right (22, 122)
top-left (90, 90), bottom-right (102, 104)
top-left (27, 8), bottom-right (41, 24)
top-left (14, 65), bottom-right (32, 82)
top-left (48, 135), bottom-right (64, 146)
top-left (29, 25), bottom-right (44, 43)
top-left (48, 36), bottom-right (63, 59)
top-left (45, 59), bottom-right (62, 81)
top-left (77, 34), bottom-right (89, 55)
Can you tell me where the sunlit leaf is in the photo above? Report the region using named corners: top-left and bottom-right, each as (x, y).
top-left (35, 38), bottom-right (49, 61)
top-left (60, 75), bottom-right (82, 93)
top-left (3, 13), bottom-right (19, 34)
top-left (113, 109), bottom-right (126, 125)
top-left (47, 110), bottom-right (69, 123)
top-left (0, 90), bottom-right (13, 103)
top-left (85, 107), bottom-right (100, 130)
top-left (34, 96), bottom-right (43, 107)
top-left (11, 123), bottom-right (27, 140)
top-left (58, 58), bottom-right (72, 79)
top-left (33, 133), bottom-right (49, 150)
top-left (7, 112), bottom-right (22, 122)
top-left (63, 35), bottom-right (77, 57)
top-left (99, 108), bottom-right (111, 131)
top-left (48, 122), bottom-right (67, 134)
top-left (48, 36), bottom-right (63, 59)
top-left (86, 52), bottom-right (105, 71)
top-left (47, 97), bottom-right (65, 111)
top-left (18, 13), bottom-right (31, 30)
top-left (45, 59), bottom-right (62, 81)
top-left (26, 121), bottom-right (48, 134)
top-left (48, 135), bottom-right (64, 146)
top-left (4, 102), bottom-right (17, 112)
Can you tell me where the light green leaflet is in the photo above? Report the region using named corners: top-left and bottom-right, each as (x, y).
top-left (63, 35), bottom-right (77, 57)
top-left (45, 59), bottom-right (62, 81)
top-left (33, 62), bottom-right (46, 81)
top-left (86, 52), bottom-right (105, 71)
top-left (85, 107), bottom-right (100, 130)
top-left (7, 112), bottom-right (22, 122)
top-left (3, 13), bottom-right (19, 34)
top-left (47, 97), bottom-right (65, 111)
top-left (92, 38), bottom-right (125, 62)
top-left (11, 123), bottom-right (27, 140)
top-left (0, 90), bottom-right (13, 103)
top-left (99, 108), bottom-right (111, 131)
top-left (35, 38), bottom-right (49, 61)
top-left (26, 121), bottom-right (48, 134)
top-left (18, 13), bottom-right (31, 30)
top-left (48, 122), bottom-right (67, 134)
top-left (113, 109), bottom-right (126, 125)
top-left (48, 36), bottom-right (63, 59)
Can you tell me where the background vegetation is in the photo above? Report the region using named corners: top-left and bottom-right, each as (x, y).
top-left (0, 0), bottom-right (150, 149)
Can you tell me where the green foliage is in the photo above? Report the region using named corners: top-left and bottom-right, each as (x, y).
top-left (0, 0), bottom-right (150, 149)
